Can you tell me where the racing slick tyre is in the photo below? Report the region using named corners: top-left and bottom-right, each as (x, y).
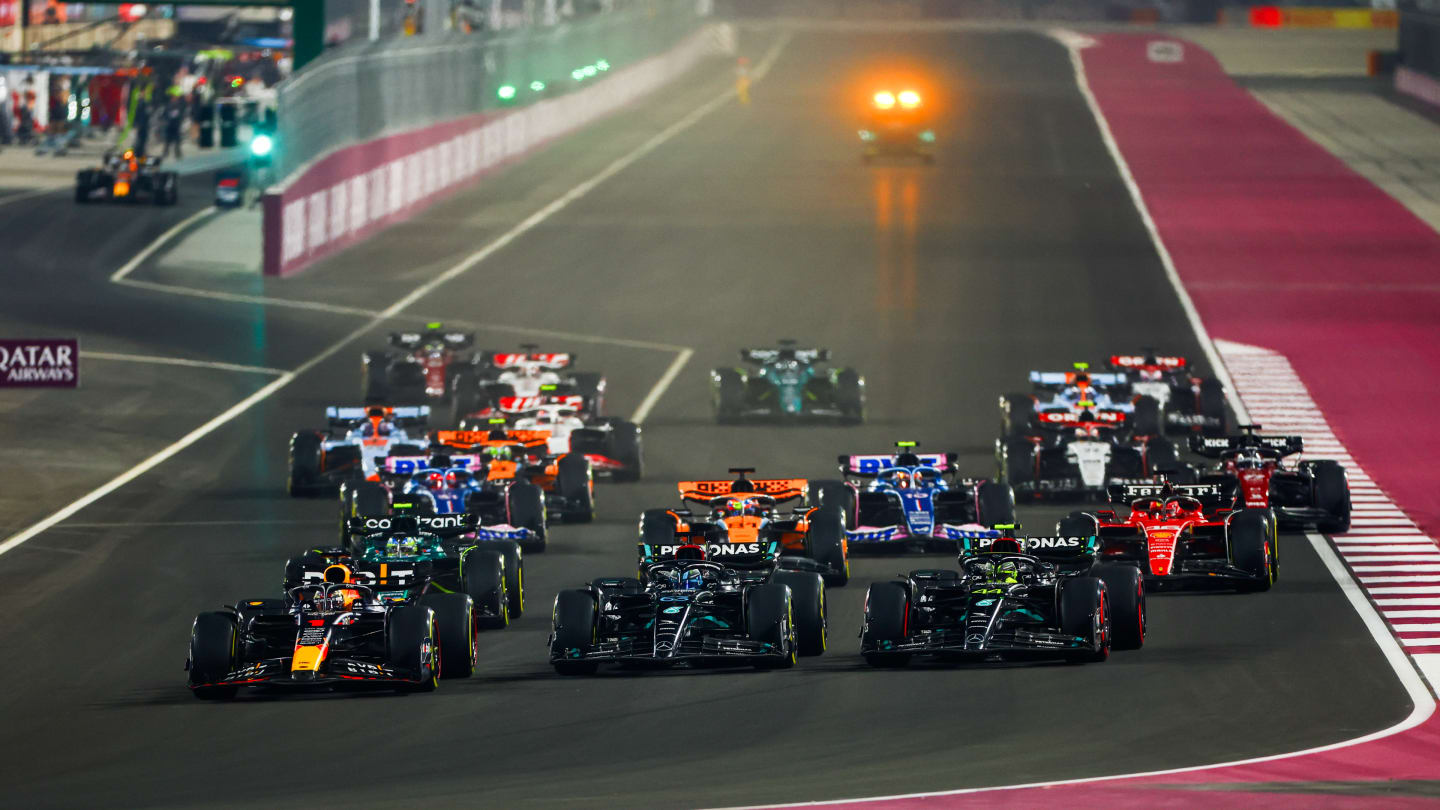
top-left (1060, 577), bottom-right (1111, 663)
top-left (1057, 511), bottom-right (1099, 538)
top-left (188, 612), bottom-right (240, 700)
top-left (712, 368), bottom-right (747, 424)
top-left (555, 452), bottom-right (595, 523)
top-left (861, 582), bottom-right (911, 668)
top-left (808, 480), bottom-right (856, 529)
top-left (746, 583), bottom-right (797, 669)
top-left (463, 549), bottom-right (510, 630)
top-left (420, 593), bottom-right (477, 679)
top-left (361, 353), bottom-right (391, 402)
top-left (287, 431), bottom-right (324, 497)
top-left (772, 571), bottom-right (827, 656)
top-left (1230, 508), bottom-right (1276, 592)
top-left (1001, 439), bottom-right (1036, 493)
top-left (607, 421), bottom-right (643, 482)
top-left (1312, 461), bottom-right (1352, 534)
top-left (835, 369), bottom-right (866, 425)
top-left (448, 371), bottom-right (481, 426)
top-left (1132, 396), bottom-right (1163, 437)
top-left (506, 482), bottom-right (547, 553)
top-left (804, 506), bottom-right (850, 587)
top-left (387, 605), bottom-right (439, 692)
top-left (492, 540), bottom-right (525, 618)
top-left (1095, 564), bottom-right (1145, 650)
top-left (976, 481), bottom-right (1017, 527)
top-left (1199, 378), bottom-right (1228, 436)
top-left (353, 481), bottom-right (390, 518)
top-left (551, 590), bottom-right (600, 675)
top-left (1000, 394), bottom-right (1034, 439)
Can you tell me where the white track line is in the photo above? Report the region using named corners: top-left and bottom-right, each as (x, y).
top-left (109, 206), bottom-right (218, 283)
top-left (82, 350), bottom-right (287, 376)
top-left (630, 348), bottom-right (694, 424)
top-left (0, 35), bottom-right (791, 560)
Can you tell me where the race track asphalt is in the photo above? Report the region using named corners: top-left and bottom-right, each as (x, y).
top-left (0, 29), bottom-right (1413, 809)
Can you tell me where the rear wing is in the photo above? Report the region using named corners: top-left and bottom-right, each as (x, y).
top-left (1029, 371), bottom-right (1127, 389)
top-left (638, 535), bottom-right (781, 567)
top-left (285, 555), bottom-right (436, 590)
top-left (390, 330), bottom-right (472, 350)
top-left (326, 405), bottom-right (430, 427)
top-left (1108, 354), bottom-right (1186, 372)
top-left (1108, 482), bottom-right (1229, 507)
top-left (486, 351), bottom-right (573, 369)
top-left (951, 530), bottom-right (1099, 560)
top-left (1189, 433), bottom-right (1303, 458)
top-left (382, 453), bottom-right (484, 476)
top-left (677, 478), bottom-right (808, 503)
top-left (839, 453), bottom-right (956, 477)
top-left (741, 347), bottom-right (829, 364)
top-left (344, 512), bottom-right (479, 539)
top-left (1034, 410), bottom-right (1126, 430)
top-left (434, 429), bottom-right (552, 450)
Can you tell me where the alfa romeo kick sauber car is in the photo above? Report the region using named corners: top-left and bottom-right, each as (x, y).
top-left (1058, 482), bottom-right (1279, 591)
top-left (549, 548), bottom-right (818, 674)
top-left (999, 408), bottom-right (1179, 502)
top-left (1189, 426), bottom-right (1351, 533)
top-left (361, 323), bottom-right (477, 403)
top-left (860, 531), bottom-right (1145, 667)
top-left (639, 469), bottom-right (851, 587)
top-left (809, 441), bottom-right (1016, 551)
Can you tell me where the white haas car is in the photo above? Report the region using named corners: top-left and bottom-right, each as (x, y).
top-left (998, 409), bottom-right (1178, 502)
top-left (448, 346), bottom-right (605, 424)
top-left (470, 402), bottom-right (643, 482)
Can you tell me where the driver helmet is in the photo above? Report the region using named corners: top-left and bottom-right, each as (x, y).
top-left (384, 535), bottom-right (423, 557)
top-left (720, 498), bottom-right (763, 519)
top-left (892, 470), bottom-right (912, 490)
top-left (1162, 499), bottom-right (1185, 519)
top-left (1235, 451), bottom-right (1266, 470)
top-left (676, 567), bottom-right (707, 591)
top-left (485, 444), bottom-right (513, 460)
top-left (423, 470), bottom-right (445, 490)
top-left (994, 560), bottom-right (1021, 585)
top-left (444, 470), bottom-right (468, 489)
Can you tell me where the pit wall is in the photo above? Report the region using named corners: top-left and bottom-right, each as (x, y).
top-left (261, 24), bottom-right (730, 277)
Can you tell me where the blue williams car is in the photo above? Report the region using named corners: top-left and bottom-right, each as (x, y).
top-left (809, 442), bottom-right (1016, 552)
top-left (711, 340), bottom-right (864, 424)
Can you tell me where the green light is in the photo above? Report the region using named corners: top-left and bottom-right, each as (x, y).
top-left (596, 59), bottom-right (610, 71)
top-left (497, 84), bottom-right (516, 100)
top-left (858, 129), bottom-right (875, 141)
top-left (993, 523), bottom-right (1016, 530)
top-left (582, 65), bottom-right (598, 77)
top-left (896, 441), bottom-right (917, 448)
top-left (919, 130), bottom-right (936, 143)
top-left (488, 417), bottom-right (507, 424)
top-left (1074, 362), bottom-right (1090, 371)
top-left (393, 502), bottom-right (413, 509)
top-left (572, 69), bottom-right (585, 81)
top-left (530, 80), bottom-right (545, 92)
top-left (249, 134), bottom-right (273, 157)
top-left (426, 321), bottom-right (441, 329)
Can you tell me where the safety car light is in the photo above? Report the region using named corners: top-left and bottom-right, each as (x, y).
top-left (898, 90), bottom-right (921, 108)
top-left (873, 91), bottom-right (895, 109)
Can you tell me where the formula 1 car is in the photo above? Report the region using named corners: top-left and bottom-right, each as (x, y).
top-left (449, 346), bottom-right (606, 424)
top-left (315, 511), bottom-right (522, 621)
top-left (362, 323), bottom-right (477, 403)
top-left (639, 469), bottom-right (850, 586)
top-left (1000, 363), bottom-right (1163, 440)
top-left (808, 442), bottom-right (1016, 551)
top-left (998, 409), bottom-right (1180, 502)
top-left (711, 341), bottom-right (865, 424)
top-left (549, 547), bottom-right (821, 674)
top-left (337, 437), bottom-right (557, 553)
top-left (75, 149), bottom-right (178, 205)
top-left (1058, 482), bottom-right (1279, 591)
top-left (860, 531), bottom-right (1145, 667)
top-left (1189, 426), bottom-right (1351, 532)
top-left (859, 88), bottom-right (936, 163)
top-left (287, 406), bottom-right (430, 496)
top-left (434, 428), bottom-right (595, 525)
top-left (1108, 352), bottom-right (1227, 436)
top-left (465, 404), bottom-right (643, 482)
top-left (187, 579), bottom-right (457, 699)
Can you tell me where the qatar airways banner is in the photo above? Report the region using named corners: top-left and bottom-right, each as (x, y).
top-left (262, 25), bottom-right (729, 277)
top-left (0, 339), bottom-right (78, 388)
